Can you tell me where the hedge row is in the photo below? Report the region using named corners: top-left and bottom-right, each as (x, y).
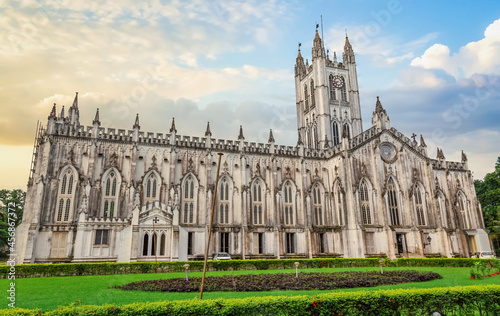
top-left (1, 258), bottom-right (498, 279)
top-left (4, 285), bottom-right (500, 315)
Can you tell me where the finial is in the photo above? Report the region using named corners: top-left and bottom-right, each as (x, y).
top-left (72, 92), bottom-right (78, 109)
top-left (461, 150), bottom-right (467, 162)
top-left (375, 96), bottom-right (385, 114)
top-left (133, 113), bottom-right (140, 129)
top-left (238, 125), bottom-right (244, 140)
top-left (205, 122), bottom-right (212, 137)
top-left (59, 105), bottom-right (65, 118)
top-left (298, 42), bottom-right (301, 51)
top-left (268, 129), bottom-right (275, 143)
top-left (93, 108), bottom-right (100, 126)
top-left (169, 117), bottom-right (176, 133)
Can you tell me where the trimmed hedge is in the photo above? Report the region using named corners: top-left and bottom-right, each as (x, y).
top-left (1, 258), bottom-right (498, 278)
top-left (2, 285), bottom-right (500, 315)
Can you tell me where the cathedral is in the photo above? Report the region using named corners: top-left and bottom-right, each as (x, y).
top-left (16, 30), bottom-right (491, 264)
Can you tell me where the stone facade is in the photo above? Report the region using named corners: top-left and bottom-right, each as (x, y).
top-left (15, 32), bottom-right (491, 264)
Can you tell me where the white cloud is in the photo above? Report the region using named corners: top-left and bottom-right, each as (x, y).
top-left (411, 18), bottom-right (500, 78)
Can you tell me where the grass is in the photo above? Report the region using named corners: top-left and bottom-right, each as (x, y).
top-left (2, 266), bottom-right (500, 311)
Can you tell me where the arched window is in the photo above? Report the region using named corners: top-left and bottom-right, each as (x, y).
top-left (143, 172), bottom-right (160, 209)
top-left (102, 170), bottom-right (120, 219)
top-left (183, 175), bottom-right (196, 224)
top-left (219, 178), bottom-right (230, 224)
top-left (388, 178), bottom-right (400, 225)
top-left (56, 167), bottom-right (77, 223)
top-left (329, 74), bottom-right (336, 100)
top-left (313, 185), bottom-right (323, 225)
top-left (341, 80), bottom-right (347, 101)
top-left (307, 129), bottom-right (312, 148)
top-left (310, 79), bottom-right (315, 107)
top-left (283, 182), bottom-right (294, 225)
top-left (313, 126), bottom-right (318, 149)
top-left (414, 186), bottom-right (425, 226)
top-left (458, 192), bottom-right (469, 229)
top-left (160, 233), bottom-right (166, 256)
top-left (304, 84), bottom-right (309, 109)
top-left (142, 233), bottom-right (149, 256)
top-left (151, 232), bottom-right (157, 256)
top-left (360, 180), bottom-right (371, 225)
top-left (332, 121), bottom-right (339, 146)
top-left (252, 179), bottom-right (264, 225)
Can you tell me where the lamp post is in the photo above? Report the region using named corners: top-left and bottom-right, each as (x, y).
top-left (294, 262), bottom-right (300, 279)
top-left (378, 258), bottom-right (384, 274)
top-left (153, 216), bottom-right (159, 273)
top-left (183, 264), bottom-right (190, 281)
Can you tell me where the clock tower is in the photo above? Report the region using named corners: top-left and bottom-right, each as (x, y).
top-left (295, 30), bottom-right (362, 149)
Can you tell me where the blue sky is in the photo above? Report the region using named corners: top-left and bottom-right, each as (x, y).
top-left (1, 0), bottom-right (500, 189)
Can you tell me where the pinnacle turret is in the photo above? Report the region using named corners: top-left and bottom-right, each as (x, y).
top-left (93, 108), bottom-right (100, 126)
top-left (375, 96), bottom-right (386, 115)
top-left (238, 125), bottom-right (244, 140)
top-left (205, 122), bottom-right (212, 137)
top-left (169, 117), bottom-right (176, 133)
top-left (420, 134), bottom-right (427, 147)
top-left (71, 92), bottom-right (78, 110)
top-left (295, 43), bottom-right (306, 77)
top-left (59, 105), bottom-right (65, 119)
top-left (133, 113), bottom-right (140, 129)
top-left (49, 103), bottom-right (57, 119)
top-left (343, 35), bottom-right (355, 63)
top-left (268, 129), bottom-right (275, 143)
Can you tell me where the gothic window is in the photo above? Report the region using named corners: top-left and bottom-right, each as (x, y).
top-left (220, 232), bottom-right (230, 253)
top-left (94, 229), bottom-right (109, 245)
top-left (360, 180), bottom-right (372, 225)
top-left (183, 175), bottom-right (196, 224)
top-left (56, 167), bottom-right (77, 223)
top-left (458, 192), bottom-right (469, 229)
top-left (150, 232), bottom-right (157, 256)
top-left (329, 74), bottom-right (336, 100)
top-left (143, 171), bottom-right (161, 209)
top-left (388, 178), bottom-right (400, 226)
top-left (332, 121), bottom-right (339, 146)
top-left (414, 185), bottom-right (425, 226)
top-left (310, 79), bottom-right (315, 107)
top-left (102, 169), bottom-right (120, 219)
top-left (160, 233), bottom-right (166, 256)
top-left (304, 84), bottom-right (309, 109)
top-left (313, 185), bottom-right (323, 226)
top-left (283, 181), bottom-right (294, 225)
top-left (252, 179), bottom-right (264, 225)
top-left (341, 81), bottom-right (347, 101)
top-left (307, 128), bottom-right (312, 148)
top-left (219, 178), bottom-right (230, 224)
top-left (313, 126), bottom-right (318, 149)
top-left (142, 233), bottom-right (149, 256)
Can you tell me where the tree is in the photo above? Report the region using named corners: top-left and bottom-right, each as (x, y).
top-left (0, 189), bottom-right (25, 255)
top-left (474, 157), bottom-right (500, 251)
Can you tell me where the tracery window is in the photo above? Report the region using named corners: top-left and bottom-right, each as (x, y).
top-left (283, 182), bottom-right (294, 225)
top-left (414, 186), bottom-right (425, 226)
top-left (102, 170), bottom-right (119, 219)
top-left (310, 79), bottom-right (315, 107)
top-left (329, 74), bottom-right (336, 100)
top-left (360, 180), bottom-right (372, 225)
top-left (252, 179), bottom-right (264, 225)
top-left (219, 178), bottom-right (230, 224)
top-left (388, 178), bottom-right (400, 226)
top-left (332, 121), bottom-right (339, 146)
top-left (304, 84), bottom-right (309, 109)
top-left (313, 185), bottom-right (323, 225)
top-left (183, 175), bottom-right (195, 224)
top-left (56, 167), bottom-right (77, 223)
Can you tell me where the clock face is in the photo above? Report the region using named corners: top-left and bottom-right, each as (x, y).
top-left (333, 75), bottom-right (344, 88)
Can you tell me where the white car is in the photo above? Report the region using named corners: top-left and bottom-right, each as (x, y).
top-left (471, 251), bottom-right (496, 259)
top-left (213, 252), bottom-right (231, 260)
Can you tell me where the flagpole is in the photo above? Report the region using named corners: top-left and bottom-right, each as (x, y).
top-left (199, 149), bottom-right (223, 300)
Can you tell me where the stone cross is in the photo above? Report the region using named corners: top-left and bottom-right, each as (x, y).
top-left (411, 133), bottom-right (417, 142)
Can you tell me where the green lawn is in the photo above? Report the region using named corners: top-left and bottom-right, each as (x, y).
top-left (2, 267), bottom-right (500, 311)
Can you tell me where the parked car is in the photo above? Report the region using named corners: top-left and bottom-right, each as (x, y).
top-left (213, 252), bottom-right (231, 260)
top-left (471, 251), bottom-right (496, 259)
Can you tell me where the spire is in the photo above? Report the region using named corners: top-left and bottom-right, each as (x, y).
top-left (59, 105), bottom-right (65, 119)
top-left (169, 117), bottom-right (176, 133)
top-left (268, 129), bottom-right (275, 143)
top-left (92, 108), bottom-right (101, 126)
top-left (375, 96), bottom-right (386, 114)
top-left (461, 150), bottom-right (468, 162)
top-left (205, 122), bottom-right (212, 137)
top-left (71, 92), bottom-right (78, 109)
top-left (420, 134), bottom-right (427, 147)
top-left (312, 29), bottom-right (325, 59)
top-left (343, 34), bottom-right (355, 63)
top-left (133, 113), bottom-right (140, 129)
top-left (238, 125), bottom-right (244, 140)
top-left (49, 103), bottom-right (57, 119)
top-left (295, 43), bottom-right (306, 76)
top-left (333, 51), bottom-right (338, 65)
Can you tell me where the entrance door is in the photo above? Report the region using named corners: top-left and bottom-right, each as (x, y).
top-left (469, 235), bottom-right (477, 255)
top-left (50, 232), bottom-right (68, 258)
top-left (396, 233), bottom-right (405, 255)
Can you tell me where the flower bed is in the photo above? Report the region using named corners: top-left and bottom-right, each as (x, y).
top-left (112, 270), bottom-right (442, 292)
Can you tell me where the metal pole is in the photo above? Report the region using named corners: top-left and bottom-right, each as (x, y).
top-left (153, 216), bottom-right (159, 273)
top-left (199, 150), bottom-right (223, 300)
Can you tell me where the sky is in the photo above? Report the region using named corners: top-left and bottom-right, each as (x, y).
top-left (1, 0), bottom-right (500, 190)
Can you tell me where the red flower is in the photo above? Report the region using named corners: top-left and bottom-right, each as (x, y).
top-left (391, 299), bottom-right (394, 303)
